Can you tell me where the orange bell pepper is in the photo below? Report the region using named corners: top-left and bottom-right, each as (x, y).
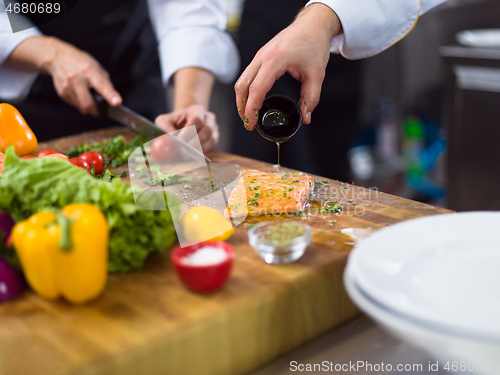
top-left (0, 103), bottom-right (38, 156)
top-left (11, 203), bottom-right (109, 304)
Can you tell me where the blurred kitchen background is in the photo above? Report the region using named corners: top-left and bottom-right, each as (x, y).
top-left (210, 0), bottom-right (500, 212)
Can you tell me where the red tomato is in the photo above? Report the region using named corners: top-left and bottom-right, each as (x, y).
top-left (69, 157), bottom-right (90, 173)
top-left (36, 149), bottom-right (59, 157)
top-left (21, 155), bottom-right (35, 160)
top-left (79, 151), bottom-right (104, 175)
top-left (150, 135), bottom-right (179, 162)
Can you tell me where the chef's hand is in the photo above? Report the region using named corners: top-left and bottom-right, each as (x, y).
top-left (234, 3), bottom-right (342, 130)
top-left (43, 38), bottom-right (122, 115)
top-left (156, 67), bottom-right (218, 153)
top-left (6, 36), bottom-right (122, 115)
top-left (155, 105), bottom-right (219, 154)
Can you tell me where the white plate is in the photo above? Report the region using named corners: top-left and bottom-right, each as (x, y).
top-left (344, 266), bottom-right (500, 374)
top-left (347, 212), bottom-right (500, 340)
top-left (456, 29), bottom-right (500, 48)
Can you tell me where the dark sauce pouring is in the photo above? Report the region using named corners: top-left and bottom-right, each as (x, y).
top-left (255, 95), bottom-right (302, 169)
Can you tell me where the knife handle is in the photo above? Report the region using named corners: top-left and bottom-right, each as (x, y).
top-left (91, 89), bottom-right (108, 117)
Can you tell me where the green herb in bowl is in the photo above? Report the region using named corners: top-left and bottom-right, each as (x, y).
top-left (265, 221), bottom-right (306, 242)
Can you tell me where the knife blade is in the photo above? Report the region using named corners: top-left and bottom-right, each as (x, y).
top-left (93, 92), bottom-right (212, 163)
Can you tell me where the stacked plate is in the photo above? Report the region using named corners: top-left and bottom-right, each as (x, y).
top-left (344, 212), bottom-right (500, 375)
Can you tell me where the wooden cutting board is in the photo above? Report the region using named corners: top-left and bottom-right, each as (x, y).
top-left (0, 128), bottom-right (453, 375)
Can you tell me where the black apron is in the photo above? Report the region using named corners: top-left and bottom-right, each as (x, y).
top-left (12, 0), bottom-right (166, 141)
top-left (231, 0), bottom-right (362, 181)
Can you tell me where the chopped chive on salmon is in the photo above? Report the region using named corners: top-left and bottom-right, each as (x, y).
top-left (227, 169), bottom-right (314, 217)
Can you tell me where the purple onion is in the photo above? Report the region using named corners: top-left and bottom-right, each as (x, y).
top-left (0, 211), bottom-right (15, 242)
top-left (0, 258), bottom-right (24, 302)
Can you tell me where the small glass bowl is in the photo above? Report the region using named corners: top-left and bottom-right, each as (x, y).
top-left (248, 220), bottom-right (312, 264)
top-left (171, 241), bottom-right (235, 292)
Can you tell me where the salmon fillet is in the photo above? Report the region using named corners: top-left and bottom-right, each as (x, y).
top-left (227, 169), bottom-right (314, 217)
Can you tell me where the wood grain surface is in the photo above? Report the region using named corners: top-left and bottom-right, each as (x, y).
top-left (0, 128), bottom-right (453, 375)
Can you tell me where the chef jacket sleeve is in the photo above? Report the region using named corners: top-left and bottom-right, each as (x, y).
top-left (0, 2), bottom-right (41, 102)
top-left (147, 0), bottom-right (240, 86)
top-left (306, 0), bottom-right (448, 59)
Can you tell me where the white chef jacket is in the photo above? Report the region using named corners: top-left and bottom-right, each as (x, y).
top-left (306, 0), bottom-right (447, 59)
top-left (0, 0), bottom-right (239, 101)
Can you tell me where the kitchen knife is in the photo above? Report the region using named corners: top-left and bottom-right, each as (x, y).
top-left (92, 92), bottom-right (212, 164)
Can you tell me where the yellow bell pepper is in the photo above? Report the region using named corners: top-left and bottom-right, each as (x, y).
top-left (0, 103), bottom-right (38, 156)
top-left (11, 203), bottom-right (109, 304)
